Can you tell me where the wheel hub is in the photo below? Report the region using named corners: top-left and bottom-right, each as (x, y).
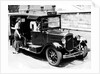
top-left (48, 49), bottom-right (58, 64)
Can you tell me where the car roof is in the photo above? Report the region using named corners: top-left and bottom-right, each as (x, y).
top-left (27, 15), bottom-right (60, 20)
top-left (8, 13), bottom-right (60, 19)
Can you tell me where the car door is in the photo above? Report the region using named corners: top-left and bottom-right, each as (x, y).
top-left (31, 32), bottom-right (47, 46)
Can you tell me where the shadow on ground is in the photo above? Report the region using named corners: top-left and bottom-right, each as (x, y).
top-left (19, 48), bottom-right (90, 67)
top-left (19, 49), bottom-right (47, 61)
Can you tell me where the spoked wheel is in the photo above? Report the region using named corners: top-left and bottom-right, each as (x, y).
top-left (77, 45), bottom-right (88, 59)
top-left (46, 46), bottom-right (62, 66)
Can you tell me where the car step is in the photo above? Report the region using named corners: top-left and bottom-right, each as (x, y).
top-left (29, 44), bottom-right (42, 48)
top-left (20, 46), bottom-right (30, 51)
top-left (20, 42), bottom-right (42, 53)
top-left (19, 46), bottom-right (41, 53)
top-left (27, 42), bottom-right (32, 45)
top-left (27, 42), bottom-right (42, 48)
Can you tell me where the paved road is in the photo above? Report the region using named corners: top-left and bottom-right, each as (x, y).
top-left (8, 30), bottom-right (91, 69)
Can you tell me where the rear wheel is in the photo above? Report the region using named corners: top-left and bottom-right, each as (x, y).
top-left (12, 39), bottom-right (15, 48)
top-left (46, 46), bottom-right (62, 66)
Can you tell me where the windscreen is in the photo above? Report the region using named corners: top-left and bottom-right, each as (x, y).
top-left (48, 17), bottom-right (60, 28)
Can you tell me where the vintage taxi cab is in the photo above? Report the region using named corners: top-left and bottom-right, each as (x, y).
top-left (9, 12), bottom-right (88, 66)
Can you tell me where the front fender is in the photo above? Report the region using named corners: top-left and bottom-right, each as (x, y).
top-left (40, 42), bottom-right (63, 54)
top-left (52, 42), bottom-right (62, 49)
top-left (79, 37), bottom-right (87, 47)
top-left (74, 35), bottom-right (87, 47)
top-left (80, 40), bottom-right (87, 47)
top-left (80, 37), bottom-right (87, 43)
top-left (46, 42), bottom-right (63, 51)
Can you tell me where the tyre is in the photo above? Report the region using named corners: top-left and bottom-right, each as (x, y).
top-left (77, 45), bottom-right (88, 59)
top-left (46, 46), bottom-right (62, 66)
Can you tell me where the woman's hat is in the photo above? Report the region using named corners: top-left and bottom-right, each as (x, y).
top-left (16, 17), bottom-right (21, 22)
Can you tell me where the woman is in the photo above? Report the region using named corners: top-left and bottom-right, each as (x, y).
top-left (13, 17), bottom-right (23, 54)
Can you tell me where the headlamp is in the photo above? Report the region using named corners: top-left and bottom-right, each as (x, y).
top-left (61, 37), bottom-right (66, 44)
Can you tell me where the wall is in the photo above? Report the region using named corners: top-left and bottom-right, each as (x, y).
top-left (61, 12), bottom-right (91, 30)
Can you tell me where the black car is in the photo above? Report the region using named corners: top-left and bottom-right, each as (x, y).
top-left (9, 12), bottom-right (88, 66)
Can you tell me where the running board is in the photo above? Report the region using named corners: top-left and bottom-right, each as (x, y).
top-left (20, 44), bottom-right (42, 53)
top-left (20, 47), bottom-right (30, 51)
top-left (27, 42), bottom-right (42, 48)
top-left (29, 44), bottom-right (41, 48)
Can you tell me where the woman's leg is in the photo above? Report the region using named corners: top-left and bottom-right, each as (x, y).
top-left (13, 40), bottom-right (23, 54)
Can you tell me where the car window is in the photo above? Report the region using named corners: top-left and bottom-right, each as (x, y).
top-left (48, 17), bottom-right (60, 28)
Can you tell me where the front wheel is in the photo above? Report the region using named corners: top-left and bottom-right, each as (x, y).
top-left (77, 45), bottom-right (88, 59)
top-left (46, 46), bottom-right (62, 66)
